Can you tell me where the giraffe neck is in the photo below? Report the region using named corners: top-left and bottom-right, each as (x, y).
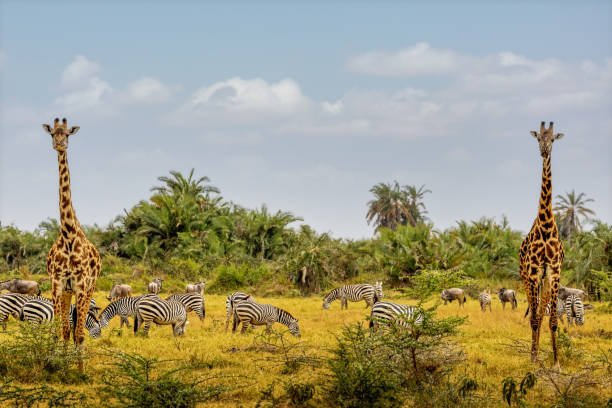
top-left (57, 149), bottom-right (80, 240)
top-left (537, 154), bottom-right (554, 223)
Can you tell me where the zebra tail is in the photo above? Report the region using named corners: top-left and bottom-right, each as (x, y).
top-left (133, 311), bottom-right (141, 334)
top-left (231, 309), bottom-right (239, 333)
top-left (19, 308), bottom-right (25, 321)
top-left (369, 319), bottom-right (374, 329)
top-left (36, 287), bottom-right (41, 296)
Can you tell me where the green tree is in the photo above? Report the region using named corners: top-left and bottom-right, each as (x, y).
top-left (554, 190), bottom-right (595, 242)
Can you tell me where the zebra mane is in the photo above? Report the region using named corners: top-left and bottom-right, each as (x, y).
top-left (324, 287), bottom-right (340, 302)
top-left (277, 306), bottom-right (297, 322)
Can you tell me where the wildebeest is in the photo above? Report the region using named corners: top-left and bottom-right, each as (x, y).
top-left (440, 288), bottom-right (466, 307)
top-left (497, 288), bottom-right (518, 310)
top-left (558, 286), bottom-right (587, 302)
top-left (107, 284), bottom-right (132, 301)
top-left (185, 281), bottom-right (206, 294)
top-left (0, 279), bottom-right (41, 296)
top-left (147, 278), bottom-right (163, 295)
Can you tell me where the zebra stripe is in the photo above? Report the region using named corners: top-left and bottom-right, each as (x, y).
top-left (369, 301), bottom-right (423, 330)
top-left (98, 294), bottom-right (157, 328)
top-left (322, 283), bottom-right (383, 310)
top-left (478, 292), bottom-right (492, 312)
top-left (165, 293), bottom-right (205, 321)
top-left (134, 297), bottom-right (187, 337)
top-left (232, 302), bottom-right (300, 337)
top-left (19, 298), bottom-right (101, 338)
top-left (225, 292), bottom-right (256, 331)
top-left (565, 295), bottom-right (584, 326)
top-left (0, 293), bottom-right (36, 330)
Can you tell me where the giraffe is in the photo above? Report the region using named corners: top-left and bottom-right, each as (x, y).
top-left (519, 121), bottom-right (564, 368)
top-left (42, 118), bottom-right (101, 346)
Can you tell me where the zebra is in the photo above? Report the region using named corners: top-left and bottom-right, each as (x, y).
top-left (565, 294), bottom-right (585, 326)
top-left (0, 293), bottom-right (36, 330)
top-left (147, 278), bottom-right (163, 294)
top-left (369, 301), bottom-right (423, 330)
top-left (98, 294), bottom-right (158, 329)
top-left (478, 291), bottom-right (492, 312)
top-left (225, 292), bottom-right (256, 332)
top-left (19, 298), bottom-right (102, 338)
top-left (322, 283), bottom-right (382, 310)
top-left (134, 297), bottom-right (188, 337)
top-left (498, 288), bottom-right (518, 310)
top-left (165, 293), bottom-right (205, 321)
top-left (232, 301), bottom-right (300, 337)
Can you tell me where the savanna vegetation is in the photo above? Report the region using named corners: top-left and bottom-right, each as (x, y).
top-left (1, 169), bottom-right (610, 407)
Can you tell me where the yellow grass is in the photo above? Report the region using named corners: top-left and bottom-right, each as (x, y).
top-left (1, 291), bottom-right (611, 407)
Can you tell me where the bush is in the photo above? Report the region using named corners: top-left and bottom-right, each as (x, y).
top-left (0, 322), bottom-right (87, 384)
top-left (100, 350), bottom-right (226, 408)
top-left (208, 263), bottom-right (272, 292)
top-left (0, 379), bottom-right (89, 408)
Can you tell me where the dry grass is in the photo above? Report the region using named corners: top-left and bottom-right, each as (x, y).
top-left (1, 291), bottom-right (610, 406)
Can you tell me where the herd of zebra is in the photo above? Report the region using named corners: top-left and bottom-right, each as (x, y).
top-left (0, 279), bottom-right (588, 340)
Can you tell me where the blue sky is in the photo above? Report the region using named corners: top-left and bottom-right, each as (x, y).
top-left (1, 1), bottom-right (610, 238)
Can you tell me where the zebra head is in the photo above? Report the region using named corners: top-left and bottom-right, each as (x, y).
top-left (288, 318), bottom-right (301, 337)
top-left (173, 320), bottom-right (188, 336)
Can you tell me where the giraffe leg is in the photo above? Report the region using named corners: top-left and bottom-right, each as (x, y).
top-left (549, 267), bottom-right (561, 370)
top-left (74, 288), bottom-right (92, 345)
top-left (526, 269), bottom-right (542, 363)
top-left (59, 291), bottom-right (73, 342)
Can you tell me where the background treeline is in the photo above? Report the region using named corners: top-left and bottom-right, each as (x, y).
top-left (1, 170), bottom-right (610, 299)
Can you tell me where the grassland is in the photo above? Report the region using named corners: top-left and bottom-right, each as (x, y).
top-left (1, 290), bottom-right (611, 407)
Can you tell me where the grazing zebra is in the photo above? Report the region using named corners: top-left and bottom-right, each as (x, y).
top-left (147, 278), bottom-right (163, 294)
top-left (98, 294), bottom-right (157, 329)
top-left (19, 298), bottom-right (102, 338)
top-left (165, 293), bottom-right (205, 321)
top-left (478, 291), bottom-right (492, 312)
top-left (322, 283), bottom-right (382, 310)
top-left (369, 301), bottom-right (423, 330)
top-left (565, 294), bottom-right (585, 326)
top-left (232, 302), bottom-right (300, 337)
top-left (225, 292), bottom-right (256, 331)
top-left (0, 293), bottom-right (36, 330)
top-left (134, 297), bottom-right (187, 337)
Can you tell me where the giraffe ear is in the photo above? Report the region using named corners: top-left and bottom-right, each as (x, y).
top-left (67, 126), bottom-right (80, 136)
top-left (42, 124), bottom-right (53, 134)
top-left (553, 133), bottom-right (564, 141)
top-left (530, 131), bottom-right (538, 139)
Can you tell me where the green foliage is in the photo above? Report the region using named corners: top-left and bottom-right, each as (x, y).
top-left (208, 263), bottom-right (272, 292)
top-left (0, 322), bottom-right (87, 384)
top-left (502, 372), bottom-right (536, 407)
top-left (325, 308), bottom-right (466, 407)
top-left (405, 268), bottom-right (472, 300)
top-left (100, 350), bottom-right (226, 408)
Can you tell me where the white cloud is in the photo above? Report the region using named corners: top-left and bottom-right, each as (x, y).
top-left (61, 55), bottom-right (101, 88)
top-left (55, 77), bottom-right (113, 112)
top-left (125, 77), bottom-right (176, 103)
top-left (347, 42), bottom-right (463, 76)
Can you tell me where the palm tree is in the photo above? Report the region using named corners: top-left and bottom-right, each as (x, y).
top-left (554, 190), bottom-right (595, 242)
top-left (366, 181), bottom-right (411, 232)
top-left (152, 169), bottom-right (220, 209)
top-left (404, 184), bottom-right (431, 226)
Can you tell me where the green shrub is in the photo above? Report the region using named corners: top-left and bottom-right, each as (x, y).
top-left (0, 322), bottom-right (88, 384)
top-left (100, 351), bottom-right (226, 408)
top-left (208, 263), bottom-right (272, 292)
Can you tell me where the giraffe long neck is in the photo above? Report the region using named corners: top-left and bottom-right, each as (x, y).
top-left (538, 154), bottom-right (554, 224)
top-left (57, 150), bottom-right (80, 239)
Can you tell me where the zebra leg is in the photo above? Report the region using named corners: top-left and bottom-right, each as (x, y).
top-left (240, 321), bottom-right (249, 334)
top-left (265, 323), bottom-right (272, 334)
top-left (1, 314), bottom-right (7, 331)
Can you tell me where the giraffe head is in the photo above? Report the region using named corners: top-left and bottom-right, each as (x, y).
top-left (530, 121), bottom-right (563, 158)
top-left (42, 118), bottom-right (80, 152)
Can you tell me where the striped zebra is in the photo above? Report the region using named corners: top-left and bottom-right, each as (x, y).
top-left (165, 293), bottom-right (205, 321)
top-left (225, 292), bottom-right (256, 331)
top-left (322, 282), bottom-right (383, 310)
top-left (369, 301), bottom-right (423, 330)
top-left (232, 301), bottom-right (300, 337)
top-left (565, 294), bottom-right (585, 326)
top-left (98, 294), bottom-right (158, 329)
top-left (0, 293), bottom-right (36, 330)
top-left (19, 298), bottom-right (102, 338)
top-left (478, 291), bottom-right (492, 312)
top-left (134, 297), bottom-right (187, 337)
